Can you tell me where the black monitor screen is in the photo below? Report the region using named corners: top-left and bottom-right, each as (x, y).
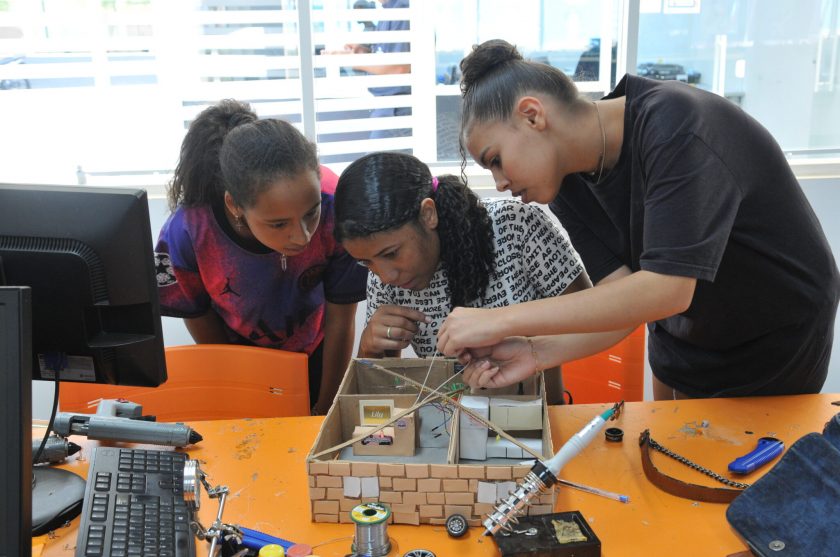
top-left (0, 287), bottom-right (32, 557)
top-left (0, 184), bottom-right (167, 386)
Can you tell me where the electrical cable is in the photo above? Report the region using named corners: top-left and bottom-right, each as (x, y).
top-left (33, 379), bottom-right (60, 464)
top-left (416, 368), bottom-right (464, 408)
top-left (429, 401), bottom-right (454, 437)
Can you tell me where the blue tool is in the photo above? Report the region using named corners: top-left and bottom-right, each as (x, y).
top-left (238, 526), bottom-right (295, 551)
top-left (728, 437), bottom-right (785, 475)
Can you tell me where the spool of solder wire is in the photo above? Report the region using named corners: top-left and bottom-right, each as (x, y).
top-left (350, 502), bottom-right (391, 557)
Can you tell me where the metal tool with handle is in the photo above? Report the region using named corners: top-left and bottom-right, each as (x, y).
top-left (728, 437), bottom-right (785, 475)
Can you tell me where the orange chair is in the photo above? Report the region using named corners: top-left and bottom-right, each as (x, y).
top-left (58, 344), bottom-right (310, 421)
top-left (562, 326), bottom-right (646, 404)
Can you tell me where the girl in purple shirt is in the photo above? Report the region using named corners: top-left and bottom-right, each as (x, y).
top-left (154, 100), bottom-right (367, 414)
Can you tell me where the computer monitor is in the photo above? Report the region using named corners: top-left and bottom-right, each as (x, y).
top-left (0, 184), bottom-right (167, 386)
top-left (0, 287), bottom-right (32, 557)
top-left (0, 184), bottom-right (168, 546)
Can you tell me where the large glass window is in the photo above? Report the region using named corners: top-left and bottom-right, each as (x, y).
top-left (638, 0), bottom-right (840, 152)
top-left (0, 0), bottom-right (307, 186)
top-left (430, 1), bottom-right (620, 162)
top-left (0, 0), bottom-right (837, 189)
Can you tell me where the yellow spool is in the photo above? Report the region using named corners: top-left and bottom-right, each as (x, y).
top-left (350, 502), bottom-right (391, 525)
top-left (259, 544), bottom-right (285, 557)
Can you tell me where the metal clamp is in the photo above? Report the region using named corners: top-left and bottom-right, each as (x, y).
top-left (182, 460), bottom-right (241, 557)
top-left (610, 400), bottom-right (625, 421)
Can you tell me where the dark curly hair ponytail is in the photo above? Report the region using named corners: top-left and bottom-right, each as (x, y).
top-left (334, 152), bottom-right (495, 307)
top-left (433, 173), bottom-right (496, 306)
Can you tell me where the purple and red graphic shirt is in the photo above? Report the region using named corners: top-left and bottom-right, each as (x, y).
top-left (153, 168), bottom-right (366, 355)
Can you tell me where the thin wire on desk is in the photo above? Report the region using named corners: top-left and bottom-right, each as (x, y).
top-left (311, 535), bottom-right (354, 549)
top-left (413, 350), bottom-right (440, 405)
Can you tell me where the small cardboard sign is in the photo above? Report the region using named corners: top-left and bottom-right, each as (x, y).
top-left (359, 399), bottom-right (395, 426)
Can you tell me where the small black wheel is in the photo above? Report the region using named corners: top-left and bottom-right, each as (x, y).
top-left (445, 513), bottom-right (469, 538)
top-left (403, 551), bottom-right (435, 557)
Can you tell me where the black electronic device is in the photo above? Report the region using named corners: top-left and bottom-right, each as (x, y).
top-left (0, 287), bottom-right (32, 557)
top-left (75, 447), bottom-right (196, 557)
top-left (0, 184), bottom-right (169, 540)
top-left (0, 184), bottom-right (167, 386)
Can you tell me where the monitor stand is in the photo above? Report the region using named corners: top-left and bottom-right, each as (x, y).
top-left (31, 466), bottom-right (85, 536)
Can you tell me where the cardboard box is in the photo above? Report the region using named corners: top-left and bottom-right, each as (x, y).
top-left (486, 436), bottom-right (543, 459)
top-left (306, 358), bottom-right (556, 526)
top-left (489, 397), bottom-right (543, 430)
top-left (459, 396), bottom-right (489, 460)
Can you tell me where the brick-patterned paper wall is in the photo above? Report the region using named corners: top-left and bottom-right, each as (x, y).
top-left (308, 460), bottom-right (556, 525)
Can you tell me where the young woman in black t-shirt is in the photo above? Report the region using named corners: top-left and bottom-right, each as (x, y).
top-left (437, 39), bottom-right (840, 399)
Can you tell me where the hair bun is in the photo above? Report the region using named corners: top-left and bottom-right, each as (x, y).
top-left (460, 39), bottom-right (522, 94)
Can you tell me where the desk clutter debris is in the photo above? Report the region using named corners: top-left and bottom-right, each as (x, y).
top-left (306, 358), bottom-right (556, 526)
top-left (493, 511), bottom-right (601, 557)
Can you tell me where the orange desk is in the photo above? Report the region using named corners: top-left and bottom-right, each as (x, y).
top-left (38, 393), bottom-right (840, 557)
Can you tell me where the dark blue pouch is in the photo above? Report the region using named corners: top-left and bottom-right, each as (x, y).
top-left (726, 412), bottom-right (840, 556)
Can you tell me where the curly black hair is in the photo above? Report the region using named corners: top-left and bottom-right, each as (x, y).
top-left (334, 152), bottom-right (495, 307)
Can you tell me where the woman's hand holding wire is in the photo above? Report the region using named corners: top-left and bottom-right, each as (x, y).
top-left (462, 337), bottom-right (537, 389)
top-left (359, 305), bottom-right (429, 357)
top-left (437, 306), bottom-right (507, 357)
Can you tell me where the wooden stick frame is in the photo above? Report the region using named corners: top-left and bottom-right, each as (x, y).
top-left (311, 360), bottom-right (545, 461)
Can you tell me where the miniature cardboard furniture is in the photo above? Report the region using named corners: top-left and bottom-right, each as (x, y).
top-left (352, 408), bottom-right (416, 457)
top-left (306, 358), bottom-right (556, 526)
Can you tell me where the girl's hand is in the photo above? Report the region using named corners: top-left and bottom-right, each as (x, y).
top-left (462, 337), bottom-right (537, 389)
top-left (359, 305), bottom-right (429, 357)
top-left (437, 306), bottom-right (506, 356)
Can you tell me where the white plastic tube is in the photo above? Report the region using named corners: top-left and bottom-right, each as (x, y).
top-left (545, 408), bottom-right (614, 476)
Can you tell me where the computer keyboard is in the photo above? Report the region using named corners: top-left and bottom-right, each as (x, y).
top-left (75, 447), bottom-right (196, 557)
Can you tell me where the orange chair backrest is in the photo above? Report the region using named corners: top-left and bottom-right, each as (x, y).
top-left (58, 344), bottom-right (310, 421)
top-left (562, 326), bottom-right (645, 404)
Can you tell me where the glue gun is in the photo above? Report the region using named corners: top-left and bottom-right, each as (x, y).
top-left (52, 399), bottom-right (202, 447)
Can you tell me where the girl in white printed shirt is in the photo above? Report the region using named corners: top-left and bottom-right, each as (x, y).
top-left (333, 152), bottom-right (591, 403)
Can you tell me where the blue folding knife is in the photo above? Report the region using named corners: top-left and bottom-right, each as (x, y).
top-left (728, 437), bottom-right (785, 475)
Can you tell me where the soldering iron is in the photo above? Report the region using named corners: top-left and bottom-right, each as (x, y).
top-left (483, 400), bottom-right (624, 536)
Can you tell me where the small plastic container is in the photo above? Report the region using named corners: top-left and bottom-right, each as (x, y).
top-left (259, 544), bottom-right (286, 557)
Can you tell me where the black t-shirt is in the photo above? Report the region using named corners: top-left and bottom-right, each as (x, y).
top-left (551, 75), bottom-right (840, 397)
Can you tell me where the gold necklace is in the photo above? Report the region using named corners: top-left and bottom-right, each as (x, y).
top-left (593, 101), bottom-right (606, 184)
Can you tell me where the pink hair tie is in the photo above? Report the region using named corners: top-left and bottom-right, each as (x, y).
top-left (432, 176), bottom-right (439, 192)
